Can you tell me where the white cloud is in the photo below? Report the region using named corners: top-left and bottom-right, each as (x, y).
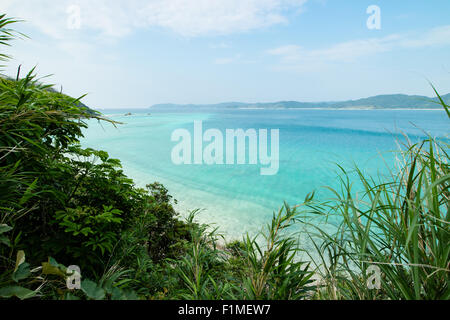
top-left (3, 0), bottom-right (307, 38)
top-left (399, 25), bottom-right (450, 48)
top-left (213, 54), bottom-right (242, 65)
top-left (268, 35), bottom-right (399, 64)
top-left (214, 57), bottom-right (235, 65)
top-left (268, 25), bottom-right (450, 70)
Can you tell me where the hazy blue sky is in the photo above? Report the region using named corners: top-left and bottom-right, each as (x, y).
top-left (3, 0), bottom-right (450, 109)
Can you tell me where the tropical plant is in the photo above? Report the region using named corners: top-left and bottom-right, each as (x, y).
top-left (304, 93), bottom-right (449, 300)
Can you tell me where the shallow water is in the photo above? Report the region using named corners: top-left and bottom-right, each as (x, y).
top-left (81, 109), bottom-right (448, 243)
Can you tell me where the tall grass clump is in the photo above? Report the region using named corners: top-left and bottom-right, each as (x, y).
top-left (240, 203), bottom-right (316, 300)
top-left (171, 204), bottom-right (316, 300)
top-left (305, 93), bottom-right (449, 300)
top-left (172, 211), bottom-right (233, 300)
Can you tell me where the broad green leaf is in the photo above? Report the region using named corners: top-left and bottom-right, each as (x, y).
top-left (81, 279), bottom-right (105, 300)
top-left (110, 287), bottom-right (123, 300)
top-left (0, 224), bottom-right (12, 234)
top-left (0, 286), bottom-right (36, 300)
top-left (12, 262), bottom-right (31, 282)
top-left (41, 262), bottom-right (65, 278)
top-left (121, 290), bottom-right (139, 300)
top-left (110, 287), bottom-right (139, 300)
top-left (41, 257), bottom-right (67, 278)
top-left (14, 250), bottom-right (25, 271)
top-left (0, 235), bottom-right (10, 247)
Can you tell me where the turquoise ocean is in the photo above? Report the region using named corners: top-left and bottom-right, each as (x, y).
top-left (81, 109), bottom-right (449, 248)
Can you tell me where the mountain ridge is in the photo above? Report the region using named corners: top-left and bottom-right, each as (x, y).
top-left (150, 93), bottom-right (450, 110)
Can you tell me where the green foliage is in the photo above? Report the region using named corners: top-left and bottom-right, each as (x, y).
top-left (0, 224), bottom-right (12, 246)
top-left (0, 14), bottom-right (23, 69)
top-left (0, 13), bottom-right (192, 299)
top-left (53, 205), bottom-right (123, 256)
top-left (303, 98), bottom-right (449, 300)
top-left (171, 211), bottom-right (233, 299)
top-left (0, 12), bottom-right (448, 301)
top-left (167, 207), bottom-right (316, 300)
top-left (239, 203), bottom-right (315, 300)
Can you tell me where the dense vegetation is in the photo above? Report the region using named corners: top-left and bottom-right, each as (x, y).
top-left (0, 14), bottom-right (448, 300)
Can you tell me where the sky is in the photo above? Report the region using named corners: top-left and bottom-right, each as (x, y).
top-left (2, 0), bottom-right (450, 109)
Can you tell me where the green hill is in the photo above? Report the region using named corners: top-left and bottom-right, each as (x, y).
top-left (150, 93), bottom-right (450, 110)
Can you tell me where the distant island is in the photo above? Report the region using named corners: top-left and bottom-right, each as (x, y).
top-left (150, 93), bottom-right (450, 110)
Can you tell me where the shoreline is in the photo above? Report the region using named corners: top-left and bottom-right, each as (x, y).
top-left (117, 160), bottom-right (331, 264)
top-left (237, 107), bottom-right (445, 111)
top-left (100, 108), bottom-right (445, 115)
top-left (119, 161), bottom-right (274, 241)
